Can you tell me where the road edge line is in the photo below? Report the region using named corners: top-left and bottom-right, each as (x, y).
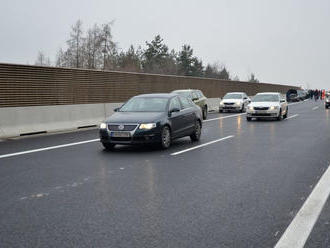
top-left (275, 164), bottom-right (330, 248)
top-left (0, 139), bottom-right (100, 159)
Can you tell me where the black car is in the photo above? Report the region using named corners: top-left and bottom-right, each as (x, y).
top-left (99, 93), bottom-right (203, 150)
top-left (286, 89), bottom-right (300, 102)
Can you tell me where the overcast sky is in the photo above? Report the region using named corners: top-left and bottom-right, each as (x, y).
top-left (1, 0), bottom-right (329, 89)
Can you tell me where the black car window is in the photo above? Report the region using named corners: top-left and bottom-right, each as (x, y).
top-left (179, 96), bottom-right (193, 109)
top-left (169, 97), bottom-right (181, 111)
top-left (120, 97), bottom-right (169, 112)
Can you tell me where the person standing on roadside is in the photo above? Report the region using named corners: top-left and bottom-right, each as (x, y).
top-left (314, 90), bottom-right (319, 101)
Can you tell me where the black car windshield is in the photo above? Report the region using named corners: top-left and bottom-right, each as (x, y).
top-left (120, 97), bottom-right (168, 112)
top-left (223, 94), bottom-right (242, 99)
top-left (252, 94), bottom-right (279, 102)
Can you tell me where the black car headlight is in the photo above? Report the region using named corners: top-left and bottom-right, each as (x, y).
top-left (139, 123), bottom-right (156, 130)
top-left (100, 123), bottom-right (107, 129)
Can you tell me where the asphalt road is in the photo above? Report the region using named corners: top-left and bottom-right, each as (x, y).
top-left (0, 100), bottom-right (329, 248)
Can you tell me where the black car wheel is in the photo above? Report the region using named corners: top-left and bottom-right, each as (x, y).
top-left (190, 120), bottom-right (201, 142)
top-left (102, 142), bottom-right (115, 150)
top-left (202, 106), bottom-right (208, 120)
top-left (219, 109), bottom-right (223, 113)
top-left (160, 126), bottom-right (171, 149)
top-left (246, 117), bottom-right (252, 121)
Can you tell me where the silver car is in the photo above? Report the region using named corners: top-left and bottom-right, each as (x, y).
top-left (219, 92), bottom-right (250, 113)
top-left (246, 92), bottom-right (288, 121)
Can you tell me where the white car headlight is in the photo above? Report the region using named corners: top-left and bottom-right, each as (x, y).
top-left (270, 106), bottom-right (279, 110)
top-left (248, 106), bottom-right (253, 110)
top-left (139, 123), bottom-right (157, 130)
top-left (100, 123), bottom-right (107, 129)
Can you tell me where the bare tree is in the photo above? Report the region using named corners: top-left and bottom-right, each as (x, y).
top-left (84, 24), bottom-right (103, 69)
top-left (35, 51), bottom-right (51, 66)
top-left (100, 21), bottom-right (117, 70)
top-left (248, 73), bottom-right (259, 83)
top-left (66, 20), bottom-right (84, 68)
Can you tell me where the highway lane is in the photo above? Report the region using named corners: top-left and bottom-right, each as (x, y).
top-left (0, 100), bottom-right (329, 247)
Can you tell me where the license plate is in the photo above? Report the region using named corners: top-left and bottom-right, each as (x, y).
top-left (111, 132), bottom-right (130, 138)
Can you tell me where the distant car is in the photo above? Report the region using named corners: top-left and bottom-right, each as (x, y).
top-left (286, 89), bottom-right (300, 102)
top-left (99, 93), bottom-right (203, 150)
top-left (219, 92), bottom-right (250, 113)
top-left (297, 90), bottom-right (308, 101)
top-left (246, 92), bottom-right (288, 121)
top-left (325, 92), bottom-right (330, 109)
top-left (171, 89), bottom-right (208, 120)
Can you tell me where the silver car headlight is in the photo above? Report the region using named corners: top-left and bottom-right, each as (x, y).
top-left (100, 123), bottom-right (107, 129)
top-left (269, 106), bottom-right (279, 110)
top-left (248, 106), bottom-right (253, 110)
top-left (139, 123), bottom-right (157, 130)
top-left (220, 101), bottom-right (224, 106)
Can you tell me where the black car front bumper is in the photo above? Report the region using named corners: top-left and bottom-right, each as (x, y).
top-left (100, 127), bottom-right (162, 145)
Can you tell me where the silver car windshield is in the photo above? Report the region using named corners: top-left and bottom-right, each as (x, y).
top-left (120, 97), bottom-right (168, 112)
top-left (252, 95), bottom-right (279, 102)
top-left (223, 94), bottom-right (242, 99)
top-left (173, 91), bottom-right (192, 98)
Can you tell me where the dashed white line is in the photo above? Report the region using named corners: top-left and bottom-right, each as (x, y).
top-left (285, 114), bottom-right (299, 120)
top-left (203, 113), bottom-right (246, 123)
top-left (312, 106), bottom-right (319, 110)
top-left (171, 135), bottom-right (234, 156)
top-left (275, 164), bottom-right (330, 248)
top-left (0, 139), bottom-right (99, 159)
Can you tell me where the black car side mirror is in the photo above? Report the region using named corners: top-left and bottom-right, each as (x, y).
top-left (114, 107), bottom-right (119, 112)
top-left (192, 97), bottom-right (199, 101)
top-left (169, 108), bottom-right (180, 116)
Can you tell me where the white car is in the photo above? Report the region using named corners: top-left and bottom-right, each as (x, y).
top-left (325, 92), bottom-right (330, 109)
top-left (219, 92), bottom-right (250, 113)
top-left (246, 92), bottom-right (288, 121)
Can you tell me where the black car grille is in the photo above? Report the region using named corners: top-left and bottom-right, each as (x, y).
top-left (108, 124), bottom-right (138, 131)
top-left (110, 137), bottom-right (132, 142)
top-left (254, 107), bottom-right (269, 110)
top-left (224, 102), bottom-right (235, 105)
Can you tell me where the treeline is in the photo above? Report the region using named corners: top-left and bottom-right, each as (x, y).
top-left (35, 20), bottom-right (259, 82)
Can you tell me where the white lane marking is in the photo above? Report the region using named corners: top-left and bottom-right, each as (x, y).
top-left (304, 99), bottom-right (309, 102)
top-left (171, 135), bottom-right (234, 156)
top-left (312, 106), bottom-right (319, 110)
top-left (203, 113), bottom-right (246, 123)
top-left (275, 165), bottom-right (330, 248)
top-left (0, 139), bottom-right (99, 159)
top-left (285, 114), bottom-right (299, 120)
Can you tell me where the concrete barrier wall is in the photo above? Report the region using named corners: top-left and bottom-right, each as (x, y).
top-left (0, 99), bottom-right (222, 139)
top-left (0, 103), bottom-right (118, 138)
